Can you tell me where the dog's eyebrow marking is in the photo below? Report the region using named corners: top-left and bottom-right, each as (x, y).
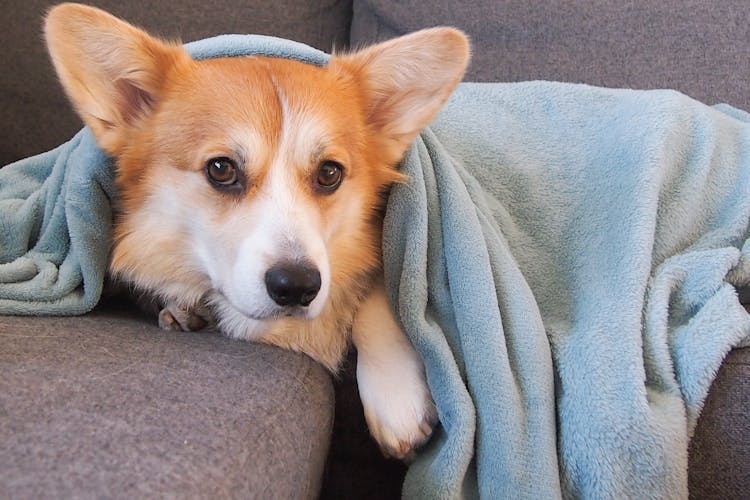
top-left (312, 142), bottom-right (329, 164)
top-left (223, 130), bottom-right (252, 168)
top-left (221, 133), bottom-right (249, 165)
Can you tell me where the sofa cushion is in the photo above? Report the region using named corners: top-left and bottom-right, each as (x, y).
top-left (351, 0), bottom-right (750, 110)
top-left (688, 346), bottom-right (750, 498)
top-left (0, 0), bottom-right (352, 166)
top-left (0, 300), bottom-right (334, 498)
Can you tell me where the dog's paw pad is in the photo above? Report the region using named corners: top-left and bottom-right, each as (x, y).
top-left (158, 306), bottom-right (208, 331)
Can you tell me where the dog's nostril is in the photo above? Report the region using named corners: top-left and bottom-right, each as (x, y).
top-left (264, 263), bottom-right (321, 307)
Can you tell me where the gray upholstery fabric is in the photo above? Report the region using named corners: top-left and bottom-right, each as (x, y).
top-left (0, 0), bottom-right (352, 166)
top-left (0, 301), bottom-right (334, 499)
top-left (351, 0), bottom-right (750, 110)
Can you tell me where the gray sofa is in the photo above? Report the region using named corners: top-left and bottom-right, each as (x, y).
top-left (1, 1), bottom-right (747, 498)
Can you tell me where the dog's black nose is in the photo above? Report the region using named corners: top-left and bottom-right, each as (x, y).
top-left (264, 263), bottom-right (321, 307)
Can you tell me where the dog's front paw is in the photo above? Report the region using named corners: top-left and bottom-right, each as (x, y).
top-left (352, 284), bottom-right (438, 460)
top-left (158, 304), bottom-right (210, 331)
top-left (358, 356), bottom-right (438, 460)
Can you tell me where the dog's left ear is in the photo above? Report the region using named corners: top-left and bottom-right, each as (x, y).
top-left (331, 28), bottom-right (470, 163)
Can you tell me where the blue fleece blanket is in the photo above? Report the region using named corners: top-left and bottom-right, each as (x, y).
top-left (2, 34), bottom-right (749, 499)
top-left (387, 84), bottom-right (750, 499)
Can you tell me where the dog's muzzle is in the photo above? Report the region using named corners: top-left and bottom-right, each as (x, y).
top-left (264, 261), bottom-right (321, 307)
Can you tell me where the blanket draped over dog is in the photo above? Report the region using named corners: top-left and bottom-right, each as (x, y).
top-left (2, 35), bottom-right (749, 499)
top-left (387, 86), bottom-right (750, 499)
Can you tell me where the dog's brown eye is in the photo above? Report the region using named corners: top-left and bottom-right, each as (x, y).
top-left (206, 157), bottom-right (238, 186)
top-left (316, 161), bottom-right (343, 193)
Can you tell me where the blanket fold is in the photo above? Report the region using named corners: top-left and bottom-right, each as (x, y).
top-left (2, 34), bottom-right (748, 499)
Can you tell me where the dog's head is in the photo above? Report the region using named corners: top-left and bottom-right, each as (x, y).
top-left (45, 3), bottom-right (469, 337)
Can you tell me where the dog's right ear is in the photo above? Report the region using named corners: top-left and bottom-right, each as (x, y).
top-left (45, 3), bottom-right (191, 154)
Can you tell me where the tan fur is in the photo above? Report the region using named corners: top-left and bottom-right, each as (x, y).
top-left (45, 2), bottom-right (468, 390)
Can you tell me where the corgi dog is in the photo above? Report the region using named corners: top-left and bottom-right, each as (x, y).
top-left (44, 3), bottom-right (469, 458)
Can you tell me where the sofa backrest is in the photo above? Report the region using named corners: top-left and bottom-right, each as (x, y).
top-left (4, 0), bottom-right (750, 166)
top-left (352, 0), bottom-right (750, 110)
